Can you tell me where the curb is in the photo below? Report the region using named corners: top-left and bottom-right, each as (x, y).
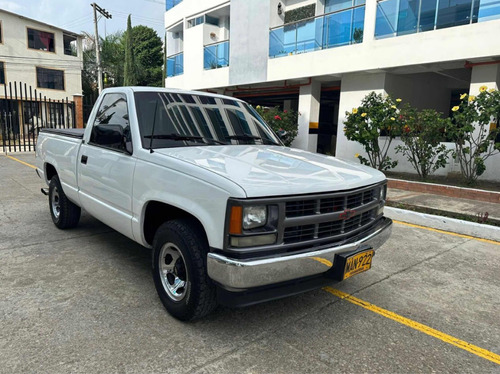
top-left (387, 178), bottom-right (500, 204)
top-left (385, 206), bottom-right (500, 242)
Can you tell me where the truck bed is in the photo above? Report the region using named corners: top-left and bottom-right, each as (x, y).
top-left (40, 128), bottom-right (85, 139)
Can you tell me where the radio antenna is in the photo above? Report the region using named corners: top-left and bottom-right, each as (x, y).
top-left (149, 98), bottom-right (159, 153)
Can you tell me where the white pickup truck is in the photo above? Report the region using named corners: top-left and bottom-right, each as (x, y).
top-left (35, 87), bottom-right (392, 321)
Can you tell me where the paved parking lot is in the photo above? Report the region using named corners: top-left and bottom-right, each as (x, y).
top-left (1, 153), bottom-right (499, 374)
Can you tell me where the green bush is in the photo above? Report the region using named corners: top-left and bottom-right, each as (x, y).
top-left (256, 106), bottom-right (299, 147)
top-left (449, 86), bottom-right (500, 185)
top-left (344, 92), bottom-right (403, 171)
top-left (395, 106), bottom-right (452, 180)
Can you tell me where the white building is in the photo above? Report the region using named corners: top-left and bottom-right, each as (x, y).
top-left (0, 9), bottom-right (84, 146)
top-left (0, 9), bottom-right (83, 100)
top-left (164, 0), bottom-right (500, 181)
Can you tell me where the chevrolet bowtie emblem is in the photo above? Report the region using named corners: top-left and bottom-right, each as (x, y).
top-left (339, 209), bottom-right (356, 220)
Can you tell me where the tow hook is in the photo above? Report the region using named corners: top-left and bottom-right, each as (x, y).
top-left (41, 188), bottom-right (49, 196)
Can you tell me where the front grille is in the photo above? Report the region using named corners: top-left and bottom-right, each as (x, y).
top-left (283, 185), bottom-right (382, 245)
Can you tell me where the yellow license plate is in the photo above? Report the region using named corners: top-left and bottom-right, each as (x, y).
top-left (343, 250), bottom-right (374, 280)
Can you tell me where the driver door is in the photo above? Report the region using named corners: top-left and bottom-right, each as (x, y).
top-left (77, 93), bottom-right (136, 240)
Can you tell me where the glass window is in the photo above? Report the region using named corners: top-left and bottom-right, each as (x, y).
top-left (375, 0), bottom-right (399, 37)
top-left (325, 0), bottom-right (354, 13)
top-left (0, 21), bottom-right (2, 43)
top-left (27, 28), bottom-right (55, 52)
top-left (90, 93), bottom-right (131, 152)
top-left (436, 0), bottom-right (474, 29)
top-left (477, 0), bottom-right (500, 21)
top-left (0, 62), bottom-right (4, 84)
top-left (187, 15), bottom-right (204, 28)
top-left (166, 0), bottom-right (182, 10)
top-left (134, 92), bottom-right (281, 149)
top-left (63, 34), bottom-right (77, 56)
top-left (36, 67), bottom-right (64, 90)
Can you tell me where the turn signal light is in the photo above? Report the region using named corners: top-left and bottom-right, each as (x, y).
top-left (229, 206), bottom-right (243, 234)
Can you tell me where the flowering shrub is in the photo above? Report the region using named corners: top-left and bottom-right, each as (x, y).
top-left (448, 86), bottom-right (500, 184)
top-left (395, 106), bottom-right (451, 180)
top-left (256, 106), bottom-right (299, 147)
top-left (344, 92), bottom-right (402, 171)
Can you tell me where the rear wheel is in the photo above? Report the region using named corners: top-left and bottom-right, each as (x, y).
top-left (49, 175), bottom-right (81, 229)
top-left (152, 219), bottom-right (217, 321)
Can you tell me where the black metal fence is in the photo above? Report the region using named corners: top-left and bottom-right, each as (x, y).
top-left (83, 90), bottom-right (98, 125)
top-left (0, 81), bottom-right (76, 153)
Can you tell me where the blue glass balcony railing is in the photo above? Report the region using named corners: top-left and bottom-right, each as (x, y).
top-left (204, 40), bottom-right (230, 70)
top-left (375, 0), bottom-right (500, 39)
top-left (166, 52), bottom-right (183, 77)
top-left (166, 0), bottom-right (182, 11)
top-left (269, 5), bottom-right (365, 58)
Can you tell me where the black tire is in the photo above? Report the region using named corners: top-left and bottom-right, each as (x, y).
top-left (48, 175), bottom-right (81, 229)
top-left (152, 219), bottom-right (217, 321)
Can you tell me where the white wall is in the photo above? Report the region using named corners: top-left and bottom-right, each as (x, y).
top-left (0, 10), bottom-right (83, 100)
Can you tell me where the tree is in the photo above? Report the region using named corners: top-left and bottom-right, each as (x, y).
top-left (123, 24), bottom-right (163, 87)
top-left (449, 87), bottom-right (500, 185)
top-left (395, 106), bottom-right (451, 180)
top-left (123, 15), bottom-right (138, 86)
top-left (344, 92), bottom-right (403, 171)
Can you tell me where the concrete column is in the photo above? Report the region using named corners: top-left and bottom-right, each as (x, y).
top-left (336, 73), bottom-right (387, 160)
top-left (292, 80), bottom-right (321, 152)
top-left (73, 94), bottom-right (84, 129)
top-left (362, 0), bottom-right (378, 44)
top-left (469, 64), bottom-right (500, 95)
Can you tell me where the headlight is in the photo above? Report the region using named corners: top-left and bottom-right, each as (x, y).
top-left (243, 206), bottom-right (267, 229)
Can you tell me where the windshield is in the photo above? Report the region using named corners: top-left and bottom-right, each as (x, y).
top-left (134, 92), bottom-right (282, 149)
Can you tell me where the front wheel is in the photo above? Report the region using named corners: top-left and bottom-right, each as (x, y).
top-left (152, 219), bottom-right (217, 321)
top-left (49, 175), bottom-right (81, 229)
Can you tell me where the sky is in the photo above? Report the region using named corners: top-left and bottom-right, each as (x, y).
top-left (1, 0), bottom-right (165, 38)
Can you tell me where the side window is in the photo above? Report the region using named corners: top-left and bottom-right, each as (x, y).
top-left (89, 93), bottom-right (132, 153)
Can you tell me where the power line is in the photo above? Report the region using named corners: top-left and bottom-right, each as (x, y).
top-left (92, 3), bottom-right (112, 94)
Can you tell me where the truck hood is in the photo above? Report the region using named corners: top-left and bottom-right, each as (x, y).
top-left (154, 145), bottom-right (386, 197)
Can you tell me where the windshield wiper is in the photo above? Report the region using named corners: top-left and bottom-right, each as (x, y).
top-left (226, 133), bottom-right (280, 145)
top-left (144, 133), bottom-right (227, 145)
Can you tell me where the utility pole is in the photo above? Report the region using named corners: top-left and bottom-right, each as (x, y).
top-left (92, 3), bottom-right (112, 94)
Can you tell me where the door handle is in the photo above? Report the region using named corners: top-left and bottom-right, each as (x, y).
top-left (81, 155), bottom-right (88, 164)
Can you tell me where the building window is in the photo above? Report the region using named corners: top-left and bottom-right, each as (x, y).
top-left (36, 67), bottom-right (64, 90)
top-left (27, 28), bottom-right (55, 52)
top-left (63, 34), bottom-right (77, 56)
top-left (166, 0), bottom-right (182, 11)
top-left (0, 21), bottom-right (3, 43)
top-left (0, 62), bottom-right (4, 84)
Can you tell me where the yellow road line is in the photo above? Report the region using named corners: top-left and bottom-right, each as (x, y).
top-left (323, 287), bottom-right (500, 365)
top-left (394, 220), bottom-right (500, 246)
top-left (5, 154), bottom-right (37, 170)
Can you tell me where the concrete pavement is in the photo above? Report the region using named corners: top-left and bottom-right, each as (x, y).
top-left (1, 153), bottom-right (499, 374)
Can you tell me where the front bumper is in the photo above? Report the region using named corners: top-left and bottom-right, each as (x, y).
top-left (208, 217), bottom-right (392, 290)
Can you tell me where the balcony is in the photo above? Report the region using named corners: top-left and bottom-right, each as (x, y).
top-left (375, 0), bottom-right (500, 38)
top-left (204, 40), bottom-right (230, 70)
top-left (269, 5), bottom-right (365, 58)
top-left (166, 52), bottom-right (183, 77)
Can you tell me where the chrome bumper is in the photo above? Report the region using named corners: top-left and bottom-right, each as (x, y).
top-left (207, 217), bottom-right (392, 290)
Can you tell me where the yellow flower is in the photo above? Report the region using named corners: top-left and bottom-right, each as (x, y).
top-left (468, 95), bottom-right (476, 102)
top-left (479, 85), bottom-right (488, 92)
top-left (452, 106), bottom-right (459, 112)
top-left (396, 98), bottom-right (402, 102)
top-left (343, 127), bottom-right (347, 132)
top-left (489, 88), bottom-right (496, 93)
top-left (352, 108), bottom-right (358, 114)
top-left (390, 117), bottom-right (395, 121)
top-left (460, 93), bottom-right (467, 100)
top-left (391, 105), bottom-right (396, 109)
top-left (355, 153), bottom-right (360, 158)
top-left (361, 112), bottom-right (367, 117)
top-left (256, 105), bottom-right (261, 110)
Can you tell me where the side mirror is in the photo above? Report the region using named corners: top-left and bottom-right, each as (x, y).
top-left (92, 124), bottom-right (131, 153)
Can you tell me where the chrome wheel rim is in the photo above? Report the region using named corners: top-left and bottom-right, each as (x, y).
top-left (159, 243), bottom-right (188, 302)
top-left (51, 187), bottom-right (60, 219)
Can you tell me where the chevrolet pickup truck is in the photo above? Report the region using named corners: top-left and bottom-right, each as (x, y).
top-left (35, 87), bottom-right (392, 321)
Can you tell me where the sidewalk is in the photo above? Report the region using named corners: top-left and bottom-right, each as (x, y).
top-left (387, 185), bottom-right (500, 226)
